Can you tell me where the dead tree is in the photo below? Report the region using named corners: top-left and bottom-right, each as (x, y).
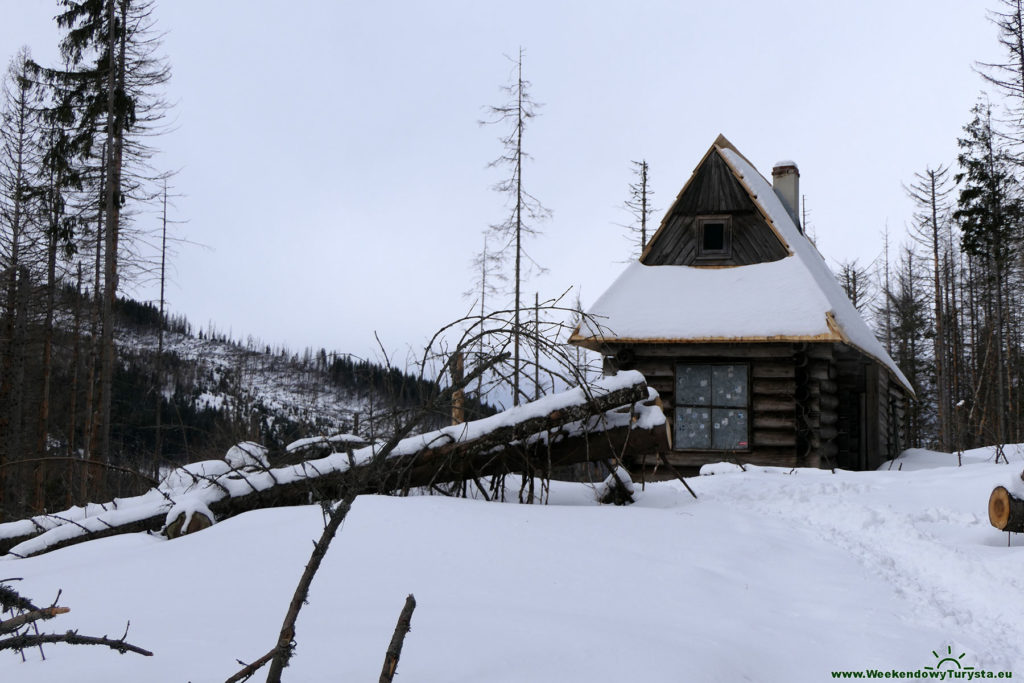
top-left (480, 47), bottom-right (550, 407)
top-left (0, 580), bottom-right (151, 659)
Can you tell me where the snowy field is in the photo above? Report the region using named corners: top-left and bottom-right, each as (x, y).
top-left (4, 446), bottom-right (1024, 681)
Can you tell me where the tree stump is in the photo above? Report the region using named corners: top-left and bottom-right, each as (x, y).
top-left (988, 486), bottom-right (1024, 533)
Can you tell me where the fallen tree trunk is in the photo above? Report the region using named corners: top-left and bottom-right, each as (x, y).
top-left (2, 373), bottom-right (665, 558)
top-left (989, 486), bottom-right (1024, 533)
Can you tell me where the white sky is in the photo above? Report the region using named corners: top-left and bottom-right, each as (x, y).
top-left (0, 1), bottom-right (999, 363)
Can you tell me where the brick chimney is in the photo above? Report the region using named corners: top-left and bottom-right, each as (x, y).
top-left (772, 161), bottom-right (801, 233)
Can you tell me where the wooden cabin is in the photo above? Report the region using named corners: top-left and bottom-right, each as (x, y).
top-left (570, 135), bottom-right (914, 473)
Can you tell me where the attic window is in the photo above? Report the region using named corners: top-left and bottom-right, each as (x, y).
top-left (697, 216), bottom-right (732, 259)
top-left (674, 363), bottom-right (749, 450)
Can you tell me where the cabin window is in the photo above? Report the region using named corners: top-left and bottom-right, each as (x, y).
top-left (674, 363), bottom-right (749, 450)
top-left (697, 216), bottom-right (732, 259)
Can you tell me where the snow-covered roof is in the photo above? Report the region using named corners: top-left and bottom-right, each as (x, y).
top-left (572, 139), bottom-right (913, 395)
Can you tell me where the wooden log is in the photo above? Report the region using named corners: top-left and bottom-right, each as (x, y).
top-left (638, 450), bottom-right (795, 469)
top-left (752, 364), bottom-right (795, 379)
top-left (818, 379), bottom-right (839, 395)
top-left (989, 486), bottom-right (1024, 532)
top-left (808, 362), bottom-right (836, 381)
top-left (622, 344), bottom-right (794, 358)
top-left (752, 379), bottom-right (795, 396)
top-left (753, 430), bottom-right (797, 447)
top-left (647, 377), bottom-right (674, 397)
top-left (631, 359), bottom-right (675, 378)
top-left (805, 345), bottom-right (834, 360)
top-left (753, 396), bottom-right (793, 412)
top-left (753, 415), bottom-right (796, 430)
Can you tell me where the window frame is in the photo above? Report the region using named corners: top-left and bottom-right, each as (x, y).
top-left (696, 215), bottom-right (733, 260)
top-left (673, 362), bottom-right (750, 452)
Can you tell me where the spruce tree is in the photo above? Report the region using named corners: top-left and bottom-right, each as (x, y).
top-left (39, 0), bottom-right (169, 464)
top-left (954, 99), bottom-right (1022, 447)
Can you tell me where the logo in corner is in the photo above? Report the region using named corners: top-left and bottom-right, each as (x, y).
top-left (924, 645), bottom-right (975, 672)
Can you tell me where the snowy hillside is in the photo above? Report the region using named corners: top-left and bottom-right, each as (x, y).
top-left (120, 326), bottom-right (365, 437)
top-left (4, 447), bottom-right (1024, 681)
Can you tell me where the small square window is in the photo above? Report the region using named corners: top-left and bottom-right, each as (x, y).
top-left (703, 223), bottom-right (725, 251)
top-left (697, 216), bottom-right (732, 259)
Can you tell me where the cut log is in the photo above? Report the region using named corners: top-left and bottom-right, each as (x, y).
top-left (989, 486), bottom-right (1024, 533)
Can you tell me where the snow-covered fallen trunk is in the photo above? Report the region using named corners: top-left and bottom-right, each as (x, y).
top-left (1, 372), bottom-right (662, 559)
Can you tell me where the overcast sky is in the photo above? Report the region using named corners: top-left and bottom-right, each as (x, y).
top-left (0, 1), bottom-right (1000, 363)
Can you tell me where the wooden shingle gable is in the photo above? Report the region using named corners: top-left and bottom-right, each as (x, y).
top-left (641, 137), bottom-right (790, 267)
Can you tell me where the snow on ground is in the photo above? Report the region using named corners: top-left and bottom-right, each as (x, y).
top-left (5, 447), bottom-right (1024, 681)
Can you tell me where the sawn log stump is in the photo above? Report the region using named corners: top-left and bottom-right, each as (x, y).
top-left (989, 486), bottom-right (1024, 533)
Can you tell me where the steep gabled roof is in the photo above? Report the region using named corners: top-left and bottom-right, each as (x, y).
top-left (571, 137), bottom-right (914, 394)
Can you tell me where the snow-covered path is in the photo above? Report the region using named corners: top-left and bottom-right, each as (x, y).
top-left (3, 447), bottom-right (1023, 681)
top-left (693, 455), bottom-right (1024, 675)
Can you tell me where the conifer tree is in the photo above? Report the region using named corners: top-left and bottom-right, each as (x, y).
top-left (977, 0), bottom-right (1024, 144)
top-left (954, 99), bottom-right (1022, 447)
top-left (39, 0), bottom-right (169, 464)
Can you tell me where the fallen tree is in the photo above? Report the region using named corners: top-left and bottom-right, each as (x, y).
top-left (1, 371), bottom-right (667, 559)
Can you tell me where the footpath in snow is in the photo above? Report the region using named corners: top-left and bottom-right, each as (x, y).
top-left (3, 445), bottom-right (1024, 682)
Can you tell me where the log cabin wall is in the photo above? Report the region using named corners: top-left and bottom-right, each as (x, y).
top-left (606, 342), bottom-right (837, 472)
top-left (605, 341), bottom-right (903, 474)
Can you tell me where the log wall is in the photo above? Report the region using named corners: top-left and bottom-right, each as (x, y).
top-left (615, 343), bottom-right (800, 471)
top-left (607, 341), bottom-right (907, 474)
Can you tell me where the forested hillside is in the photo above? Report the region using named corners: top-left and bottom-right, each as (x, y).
top-left (0, 286), bottom-right (489, 521)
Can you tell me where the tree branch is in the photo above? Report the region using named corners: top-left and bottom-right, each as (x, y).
top-left (379, 594), bottom-right (416, 683)
top-left (0, 629), bottom-right (152, 657)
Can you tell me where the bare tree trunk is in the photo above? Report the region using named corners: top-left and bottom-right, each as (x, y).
top-left (34, 226), bottom-right (58, 512)
top-left (512, 55), bottom-right (523, 407)
top-left (98, 0), bottom-right (127, 466)
top-left (67, 267), bottom-right (82, 507)
top-left (927, 174), bottom-right (949, 450)
top-left (82, 162), bottom-right (105, 500)
top-left (155, 183), bottom-right (167, 463)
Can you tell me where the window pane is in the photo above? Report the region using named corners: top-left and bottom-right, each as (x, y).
top-left (676, 365), bottom-right (711, 405)
top-left (712, 365), bottom-right (747, 407)
top-left (711, 408), bottom-right (748, 450)
top-left (675, 406), bottom-right (710, 449)
top-left (703, 223), bottom-right (725, 251)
